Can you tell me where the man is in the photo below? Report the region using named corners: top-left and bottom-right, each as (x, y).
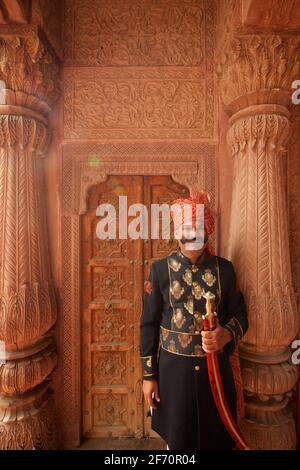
top-left (139, 190), bottom-right (248, 450)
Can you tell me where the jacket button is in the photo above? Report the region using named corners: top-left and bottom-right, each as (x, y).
top-left (194, 365), bottom-right (200, 371)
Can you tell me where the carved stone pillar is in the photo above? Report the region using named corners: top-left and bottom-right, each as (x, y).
top-left (220, 34), bottom-right (300, 449)
top-left (0, 28), bottom-right (59, 449)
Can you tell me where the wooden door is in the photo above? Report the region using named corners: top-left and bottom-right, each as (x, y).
top-left (81, 175), bottom-right (188, 438)
top-left (142, 176), bottom-right (189, 437)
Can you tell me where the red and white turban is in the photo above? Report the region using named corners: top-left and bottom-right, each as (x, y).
top-left (170, 188), bottom-right (215, 235)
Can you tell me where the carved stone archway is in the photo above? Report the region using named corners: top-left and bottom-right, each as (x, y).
top-left (59, 141), bottom-right (216, 448)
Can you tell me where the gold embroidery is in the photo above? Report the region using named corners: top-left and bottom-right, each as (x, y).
top-left (216, 258), bottom-right (222, 311)
top-left (227, 318), bottom-right (236, 328)
top-left (202, 269), bottom-right (216, 287)
top-left (169, 257), bottom-right (182, 272)
top-left (161, 328), bottom-right (170, 341)
top-left (172, 308), bottom-right (186, 329)
top-left (192, 282), bottom-right (204, 299)
top-left (194, 311), bottom-right (204, 331)
top-left (225, 323), bottom-right (236, 346)
top-left (160, 345), bottom-right (223, 357)
top-left (182, 268), bottom-right (193, 286)
top-left (144, 280), bottom-right (152, 295)
top-left (160, 326), bottom-right (224, 357)
top-left (233, 316), bottom-right (244, 337)
top-left (194, 344), bottom-right (205, 356)
top-left (146, 357), bottom-right (152, 368)
top-left (161, 325), bottom-right (201, 336)
top-left (168, 339), bottom-right (177, 353)
top-left (170, 280), bottom-right (184, 299)
top-left (184, 296), bottom-right (194, 314)
top-left (178, 333), bottom-right (193, 349)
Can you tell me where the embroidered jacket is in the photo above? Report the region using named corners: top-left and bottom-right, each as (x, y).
top-left (140, 248), bottom-right (248, 380)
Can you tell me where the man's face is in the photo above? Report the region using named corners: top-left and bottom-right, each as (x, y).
top-left (177, 223), bottom-right (208, 252)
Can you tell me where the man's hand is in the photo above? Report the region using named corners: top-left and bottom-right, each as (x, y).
top-left (142, 379), bottom-right (160, 409)
top-left (201, 319), bottom-right (232, 353)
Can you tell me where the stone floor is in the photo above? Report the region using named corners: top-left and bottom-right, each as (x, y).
top-left (78, 438), bottom-right (166, 450)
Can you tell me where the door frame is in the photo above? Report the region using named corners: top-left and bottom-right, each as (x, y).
top-left (58, 141), bottom-right (216, 448)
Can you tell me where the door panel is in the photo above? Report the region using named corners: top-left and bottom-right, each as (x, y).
top-left (143, 175), bottom-right (189, 266)
top-left (81, 175), bottom-right (188, 438)
top-left (142, 176), bottom-right (189, 436)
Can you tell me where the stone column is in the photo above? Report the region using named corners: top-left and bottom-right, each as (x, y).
top-left (220, 34), bottom-right (300, 449)
top-left (0, 28), bottom-right (59, 449)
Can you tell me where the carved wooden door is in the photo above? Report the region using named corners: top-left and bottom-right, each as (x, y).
top-left (82, 175), bottom-right (188, 438)
top-left (142, 176), bottom-right (189, 438)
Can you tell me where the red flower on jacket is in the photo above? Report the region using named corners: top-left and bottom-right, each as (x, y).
top-left (144, 280), bottom-right (152, 295)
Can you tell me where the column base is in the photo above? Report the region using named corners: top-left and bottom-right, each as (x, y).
top-left (239, 414), bottom-right (297, 450)
top-left (0, 387), bottom-right (57, 450)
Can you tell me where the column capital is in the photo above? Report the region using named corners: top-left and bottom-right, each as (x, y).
top-left (218, 32), bottom-right (300, 114)
top-left (0, 25), bottom-right (60, 115)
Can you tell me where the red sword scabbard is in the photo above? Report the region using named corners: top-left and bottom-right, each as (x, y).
top-left (203, 291), bottom-right (250, 450)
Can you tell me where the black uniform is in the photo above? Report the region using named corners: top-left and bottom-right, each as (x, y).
top-left (140, 248), bottom-right (248, 450)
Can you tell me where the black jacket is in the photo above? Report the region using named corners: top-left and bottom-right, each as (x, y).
top-left (140, 247), bottom-right (248, 379)
top-left (139, 248), bottom-right (248, 449)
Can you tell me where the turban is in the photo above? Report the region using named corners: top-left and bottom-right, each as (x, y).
top-left (170, 188), bottom-right (215, 235)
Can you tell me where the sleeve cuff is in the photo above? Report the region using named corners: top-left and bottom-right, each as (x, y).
top-left (140, 354), bottom-right (158, 379)
top-left (223, 316), bottom-right (244, 351)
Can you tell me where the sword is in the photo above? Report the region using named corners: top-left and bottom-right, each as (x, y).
top-left (202, 290), bottom-right (250, 450)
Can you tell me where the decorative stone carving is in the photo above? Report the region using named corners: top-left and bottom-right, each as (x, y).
top-left (289, 110), bottom-right (300, 305)
top-left (219, 23), bottom-right (299, 447)
top-left (0, 27), bottom-right (60, 108)
top-left (63, 0), bottom-right (215, 68)
top-left (219, 34), bottom-right (300, 113)
top-left (31, 0), bottom-right (63, 59)
top-left (0, 27), bottom-right (60, 449)
top-left (63, 68), bottom-right (214, 140)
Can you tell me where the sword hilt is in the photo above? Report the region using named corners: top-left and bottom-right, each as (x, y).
top-left (202, 290), bottom-right (217, 331)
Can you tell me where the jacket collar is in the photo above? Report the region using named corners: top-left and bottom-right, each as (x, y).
top-left (175, 246), bottom-right (211, 267)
